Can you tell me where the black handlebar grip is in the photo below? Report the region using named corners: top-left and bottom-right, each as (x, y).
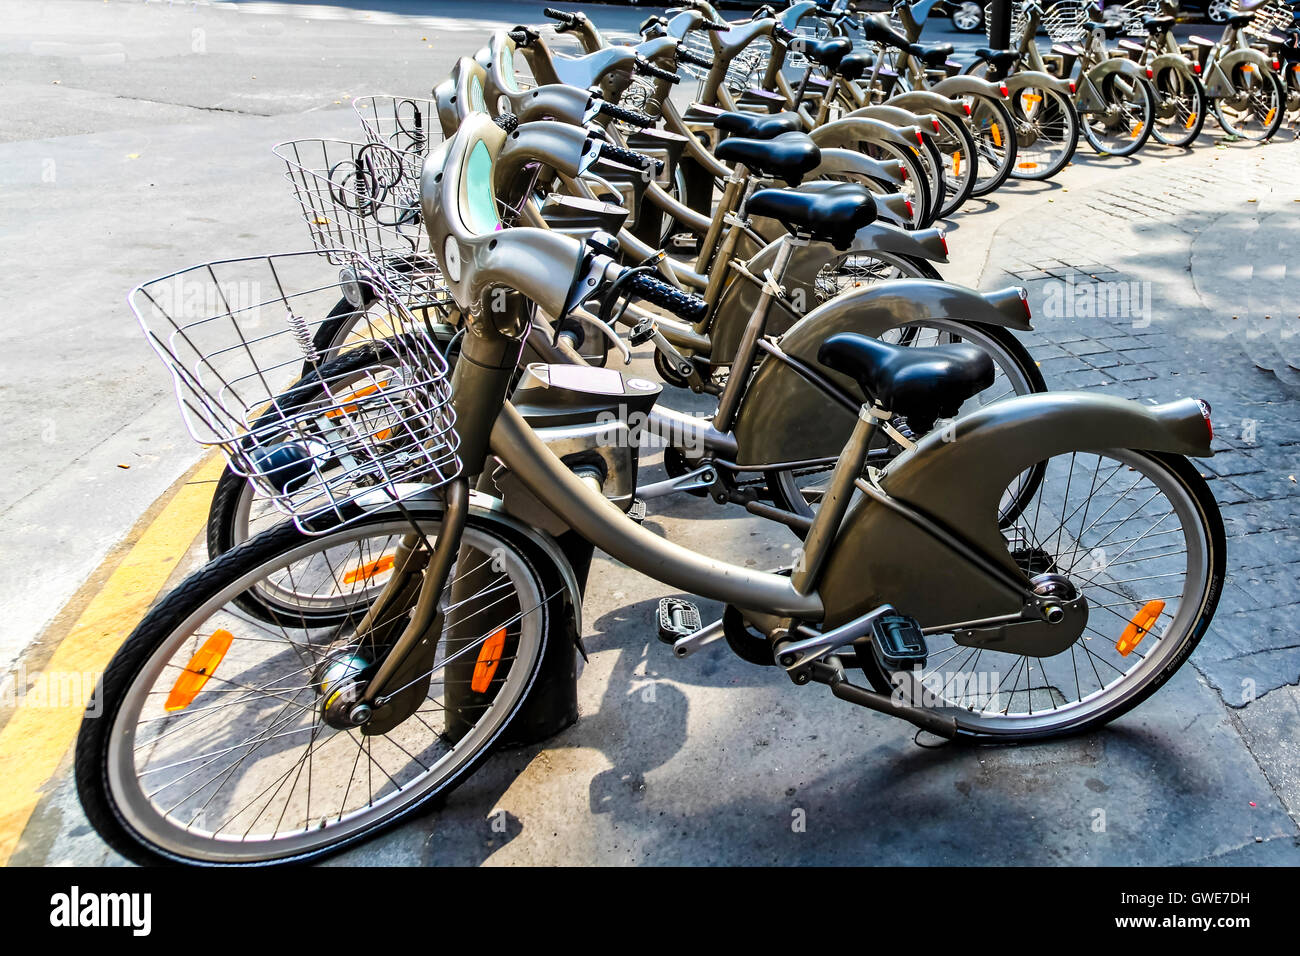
top-left (676, 45), bottom-right (715, 68)
top-left (599, 141), bottom-right (665, 174)
top-left (772, 24), bottom-right (797, 43)
top-left (813, 4), bottom-right (841, 16)
top-left (494, 113), bottom-right (520, 133)
top-left (626, 272), bottom-right (708, 322)
top-left (597, 100), bottom-right (656, 128)
top-left (701, 18), bottom-right (731, 30)
top-left (634, 56), bottom-right (681, 84)
top-left (507, 29), bottom-right (531, 45)
top-left (543, 7), bottom-right (580, 25)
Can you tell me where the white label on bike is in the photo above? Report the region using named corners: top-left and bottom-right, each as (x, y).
top-left (443, 236), bottom-right (462, 282)
top-left (548, 364), bottom-right (627, 395)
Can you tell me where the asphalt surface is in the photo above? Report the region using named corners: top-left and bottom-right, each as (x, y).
top-left (2, 0), bottom-right (1298, 867)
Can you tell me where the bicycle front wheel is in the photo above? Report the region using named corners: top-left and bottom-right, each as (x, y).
top-left (76, 507), bottom-right (555, 865)
top-left (1151, 66), bottom-right (1207, 148)
top-left (967, 95), bottom-right (1019, 197)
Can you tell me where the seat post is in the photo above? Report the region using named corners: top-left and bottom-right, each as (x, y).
top-left (711, 233), bottom-right (802, 432)
top-left (791, 402), bottom-right (887, 595)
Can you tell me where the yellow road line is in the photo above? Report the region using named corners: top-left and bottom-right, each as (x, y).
top-left (0, 454), bottom-right (224, 865)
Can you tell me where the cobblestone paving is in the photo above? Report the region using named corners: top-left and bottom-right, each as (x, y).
top-left (982, 141), bottom-right (1300, 706)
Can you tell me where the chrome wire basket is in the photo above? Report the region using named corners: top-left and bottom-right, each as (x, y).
top-left (274, 137), bottom-right (451, 311)
top-left (353, 95), bottom-right (440, 162)
top-left (1040, 1), bottom-right (1091, 43)
top-left (131, 252), bottom-right (461, 533)
top-left (679, 28), bottom-right (769, 94)
top-left (1111, 0), bottom-right (1161, 37)
top-left (1239, 0), bottom-right (1295, 38)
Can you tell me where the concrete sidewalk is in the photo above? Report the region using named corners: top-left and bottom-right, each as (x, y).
top-left (2, 0), bottom-right (1299, 866)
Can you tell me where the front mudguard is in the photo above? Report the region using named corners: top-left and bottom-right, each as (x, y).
top-left (1205, 47), bottom-right (1274, 98)
top-left (710, 225), bottom-right (951, 359)
top-left (730, 280), bottom-right (1031, 467)
top-left (808, 147), bottom-right (907, 188)
top-left (815, 395), bottom-right (1213, 628)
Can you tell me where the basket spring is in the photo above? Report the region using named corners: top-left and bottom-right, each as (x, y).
top-left (287, 309), bottom-right (321, 365)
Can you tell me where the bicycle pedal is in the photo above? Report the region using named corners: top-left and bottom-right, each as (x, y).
top-left (657, 597), bottom-right (702, 645)
top-left (870, 614), bottom-right (928, 669)
top-left (627, 498), bottom-right (647, 524)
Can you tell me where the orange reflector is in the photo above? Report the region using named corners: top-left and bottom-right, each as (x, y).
top-left (1017, 161), bottom-right (1039, 169)
top-left (1242, 64), bottom-right (1255, 73)
top-left (1022, 93), bottom-right (1042, 105)
top-left (471, 627), bottom-right (508, 693)
top-left (1130, 121), bottom-right (1144, 139)
top-left (1184, 111), bottom-right (1198, 129)
top-left (325, 380), bottom-right (390, 419)
top-left (343, 554), bottom-right (395, 585)
top-left (1116, 601), bottom-right (1165, 657)
top-left (165, 630), bottom-right (234, 711)
top-left (990, 122), bottom-right (1002, 147)
top-left (952, 152), bottom-right (961, 176)
top-left (1265, 107), bottom-right (1277, 125)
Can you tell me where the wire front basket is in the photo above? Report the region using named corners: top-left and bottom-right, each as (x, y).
top-left (353, 95), bottom-right (441, 161)
top-left (274, 137), bottom-right (451, 310)
top-left (1240, 0), bottom-right (1295, 38)
top-left (679, 28), bottom-right (769, 95)
top-left (1112, 0), bottom-right (1161, 37)
top-left (131, 252), bottom-right (461, 533)
top-left (1040, 1), bottom-right (1090, 43)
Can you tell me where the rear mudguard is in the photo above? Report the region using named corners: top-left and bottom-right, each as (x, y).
top-left (851, 104), bottom-right (941, 131)
top-left (811, 117), bottom-right (924, 156)
top-left (710, 225), bottom-right (951, 358)
top-left (809, 147), bottom-right (906, 188)
top-left (816, 395), bottom-right (1213, 628)
top-left (1205, 47), bottom-right (1274, 98)
top-left (731, 280), bottom-right (1031, 466)
top-left (871, 90), bottom-right (970, 121)
top-left (1000, 70), bottom-right (1074, 97)
top-left (930, 74), bottom-right (1007, 100)
top-left (1149, 52), bottom-right (1198, 84)
top-left (1078, 56), bottom-right (1153, 111)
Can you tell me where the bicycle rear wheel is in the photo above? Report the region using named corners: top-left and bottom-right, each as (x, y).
top-left (862, 449), bottom-right (1224, 740)
top-left (1213, 63), bottom-right (1285, 141)
top-left (1151, 66), bottom-right (1207, 147)
top-left (77, 506), bottom-right (556, 865)
top-left (1009, 86), bottom-right (1080, 180)
top-left (967, 95), bottom-right (1019, 197)
top-left (1082, 73), bottom-right (1156, 156)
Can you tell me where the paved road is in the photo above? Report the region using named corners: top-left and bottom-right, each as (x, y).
top-left (2, 0), bottom-right (1299, 867)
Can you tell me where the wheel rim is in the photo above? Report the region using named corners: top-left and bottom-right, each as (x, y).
top-left (953, 3), bottom-right (983, 31)
top-left (105, 521), bottom-right (545, 863)
top-left (887, 449), bottom-right (1212, 736)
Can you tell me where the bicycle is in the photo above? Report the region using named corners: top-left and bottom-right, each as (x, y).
top-left (77, 112), bottom-right (1226, 865)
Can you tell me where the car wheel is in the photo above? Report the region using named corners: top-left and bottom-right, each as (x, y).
top-left (951, 1), bottom-right (984, 32)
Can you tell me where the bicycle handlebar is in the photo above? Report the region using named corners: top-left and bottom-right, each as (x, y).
top-left (543, 7), bottom-right (580, 25)
top-left (635, 56), bottom-right (681, 84)
top-left (625, 272), bottom-right (708, 322)
top-left (598, 141), bottom-right (665, 174)
top-left (597, 100), bottom-right (656, 128)
top-left (676, 45), bottom-right (715, 68)
top-left (700, 18), bottom-right (731, 31)
top-left (507, 27), bottom-right (538, 46)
